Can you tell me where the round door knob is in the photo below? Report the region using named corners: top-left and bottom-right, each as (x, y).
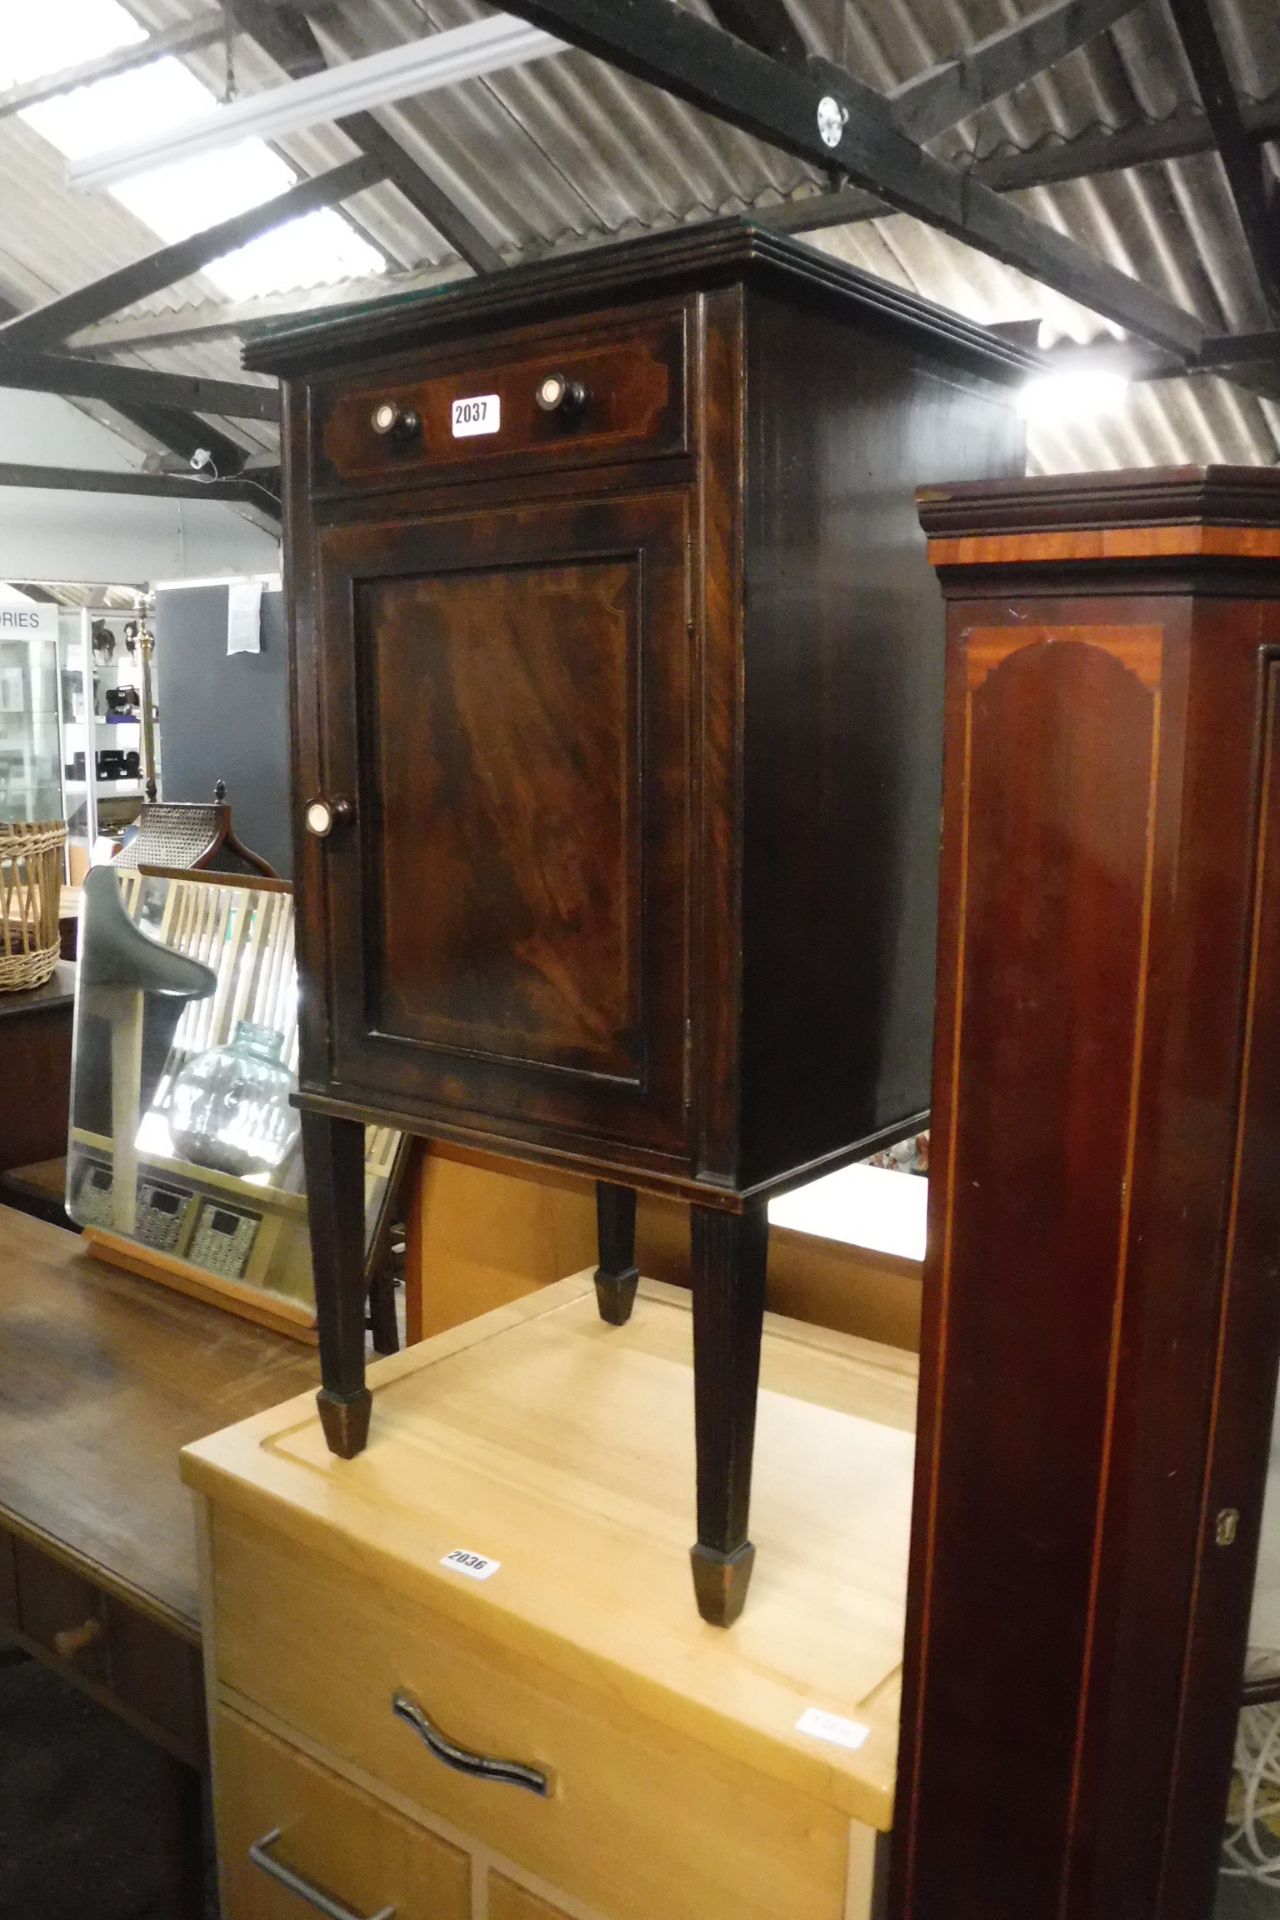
top-left (370, 400), bottom-right (420, 444)
top-left (54, 1617), bottom-right (102, 1661)
top-left (305, 796), bottom-right (354, 838)
top-left (535, 372), bottom-right (588, 418)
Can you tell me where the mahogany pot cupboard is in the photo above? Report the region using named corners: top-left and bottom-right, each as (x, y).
top-left (247, 218), bottom-right (1027, 1625)
top-left (895, 467), bottom-right (1280, 1920)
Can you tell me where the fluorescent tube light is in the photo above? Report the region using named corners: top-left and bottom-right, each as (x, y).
top-left (69, 14), bottom-right (567, 192)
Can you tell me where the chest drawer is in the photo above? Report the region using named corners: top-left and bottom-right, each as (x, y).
top-left (309, 311), bottom-right (687, 497)
top-left (216, 1705), bottom-right (471, 1919)
top-left (489, 1877), bottom-right (575, 1920)
top-left (10, 1532), bottom-right (205, 1761)
top-left (211, 1508), bottom-right (851, 1920)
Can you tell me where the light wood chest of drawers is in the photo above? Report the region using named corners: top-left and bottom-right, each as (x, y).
top-left (183, 1276), bottom-right (916, 1920)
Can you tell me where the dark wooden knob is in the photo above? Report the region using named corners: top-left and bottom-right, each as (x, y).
top-left (370, 400), bottom-right (420, 444)
top-left (53, 1617), bottom-right (102, 1660)
top-left (305, 796), bottom-right (355, 838)
top-left (535, 372), bottom-right (588, 418)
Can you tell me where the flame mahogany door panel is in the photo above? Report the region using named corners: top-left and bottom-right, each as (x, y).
top-left (312, 491), bottom-right (692, 1160)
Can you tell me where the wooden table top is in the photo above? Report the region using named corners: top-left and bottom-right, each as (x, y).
top-left (0, 960), bottom-right (76, 1018)
top-left (185, 1273), bottom-right (918, 1830)
top-left (0, 1205), bottom-right (317, 1639)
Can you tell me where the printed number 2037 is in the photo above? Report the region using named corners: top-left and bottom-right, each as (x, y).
top-left (451, 394), bottom-right (500, 438)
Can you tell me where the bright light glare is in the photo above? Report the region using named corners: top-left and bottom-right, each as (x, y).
top-left (0, 0), bottom-right (145, 83)
top-left (1018, 369), bottom-right (1131, 423)
top-left (2, 0), bottom-right (385, 300)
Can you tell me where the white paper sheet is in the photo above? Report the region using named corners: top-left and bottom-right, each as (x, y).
top-left (226, 580), bottom-right (263, 655)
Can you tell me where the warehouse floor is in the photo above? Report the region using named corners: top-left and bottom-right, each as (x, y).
top-left (0, 1647), bottom-right (212, 1919)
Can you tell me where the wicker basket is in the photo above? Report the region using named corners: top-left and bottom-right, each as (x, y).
top-left (0, 820), bottom-right (67, 993)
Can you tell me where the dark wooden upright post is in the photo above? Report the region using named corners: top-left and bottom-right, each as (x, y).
top-left (895, 468), bottom-right (1280, 1920)
top-left (689, 1202), bottom-right (770, 1627)
top-left (301, 1108), bottom-right (372, 1458)
top-left (594, 1181), bottom-right (639, 1325)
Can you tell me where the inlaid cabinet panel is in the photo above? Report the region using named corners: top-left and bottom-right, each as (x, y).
top-left (312, 491), bottom-right (692, 1159)
top-left (907, 621), bottom-right (1164, 1916)
top-left (898, 471), bottom-right (1280, 1920)
top-left (310, 309), bottom-right (688, 496)
top-left (364, 556), bottom-right (640, 1076)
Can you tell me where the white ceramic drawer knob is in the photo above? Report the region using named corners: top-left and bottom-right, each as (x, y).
top-left (370, 400), bottom-right (420, 444)
top-left (305, 796), bottom-right (354, 838)
top-left (535, 372), bottom-right (588, 418)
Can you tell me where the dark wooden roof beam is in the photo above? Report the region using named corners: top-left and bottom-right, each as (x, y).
top-left (0, 351), bottom-right (279, 420)
top-left (0, 289), bottom-right (252, 479)
top-left (892, 0), bottom-right (1146, 144)
top-left (704, 0), bottom-right (809, 65)
top-left (770, 90), bottom-right (1280, 233)
top-left (1195, 329), bottom-right (1280, 367)
top-left (0, 463), bottom-right (277, 509)
top-left (339, 117), bottom-right (505, 275)
top-left (236, 1), bottom-right (504, 275)
top-left (1168, 0), bottom-right (1280, 313)
top-left (1, 154), bottom-right (387, 351)
top-left (498, 0), bottom-right (1208, 354)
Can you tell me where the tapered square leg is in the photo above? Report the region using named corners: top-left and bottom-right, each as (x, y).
top-left (689, 1202), bottom-right (769, 1626)
top-left (366, 1259), bottom-right (400, 1356)
top-left (301, 1108), bottom-right (372, 1458)
top-left (594, 1181), bottom-right (639, 1326)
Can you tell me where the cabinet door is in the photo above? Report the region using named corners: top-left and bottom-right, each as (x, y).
top-left (308, 491), bottom-right (692, 1158)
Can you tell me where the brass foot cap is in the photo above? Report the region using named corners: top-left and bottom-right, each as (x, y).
top-left (317, 1388), bottom-right (372, 1459)
top-left (690, 1541), bottom-right (756, 1627)
top-left (593, 1265), bottom-right (640, 1327)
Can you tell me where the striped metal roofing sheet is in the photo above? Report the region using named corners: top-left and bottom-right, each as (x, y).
top-left (0, 0), bottom-right (1274, 474)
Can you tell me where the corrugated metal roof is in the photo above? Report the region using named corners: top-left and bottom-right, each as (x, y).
top-left (0, 0), bottom-right (1275, 479)
top-left (4, 581), bottom-right (140, 608)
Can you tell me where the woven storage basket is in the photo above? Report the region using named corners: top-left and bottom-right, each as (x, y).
top-left (0, 819), bottom-right (66, 992)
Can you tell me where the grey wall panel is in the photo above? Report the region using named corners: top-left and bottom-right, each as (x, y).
top-left (155, 585), bottom-right (292, 879)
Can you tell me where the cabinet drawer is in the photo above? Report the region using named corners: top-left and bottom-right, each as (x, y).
top-left (212, 1509), bottom-right (848, 1920)
top-left (0, 1524), bottom-right (17, 1630)
top-left (489, 1878), bottom-right (574, 1920)
top-left (11, 1536), bottom-right (204, 1759)
top-left (101, 1596), bottom-right (205, 1760)
top-left (310, 312), bottom-right (687, 496)
top-left (216, 1706), bottom-right (471, 1920)
top-left (13, 1536), bottom-right (107, 1682)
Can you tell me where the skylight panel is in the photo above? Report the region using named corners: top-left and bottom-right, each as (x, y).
top-left (0, 0), bottom-right (145, 87)
top-left (8, 0), bottom-right (385, 300)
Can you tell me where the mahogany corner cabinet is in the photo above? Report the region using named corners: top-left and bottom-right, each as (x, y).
top-left (895, 466), bottom-right (1280, 1920)
top-left (249, 220), bottom-right (1026, 1625)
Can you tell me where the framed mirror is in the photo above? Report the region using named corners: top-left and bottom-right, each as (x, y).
top-left (67, 863), bottom-right (403, 1340)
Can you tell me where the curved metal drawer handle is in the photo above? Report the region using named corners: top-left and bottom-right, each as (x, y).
top-left (391, 1690), bottom-right (552, 1797)
top-left (249, 1828), bottom-right (394, 1920)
